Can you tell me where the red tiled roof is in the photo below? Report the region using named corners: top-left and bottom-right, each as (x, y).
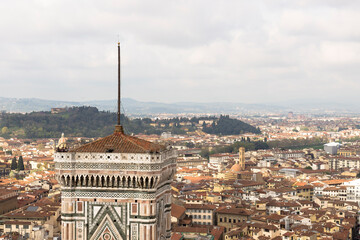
top-left (211, 226), bottom-right (224, 240)
top-left (70, 130), bottom-right (165, 153)
top-left (184, 204), bottom-right (217, 210)
top-left (171, 204), bottom-right (186, 219)
top-left (216, 207), bottom-right (254, 216)
top-left (4, 221), bottom-right (31, 225)
top-left (322, 179), bottom-right (350, 185)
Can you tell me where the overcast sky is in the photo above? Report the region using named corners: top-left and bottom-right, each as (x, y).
top-left (0, 0), bottom-right (359, 104)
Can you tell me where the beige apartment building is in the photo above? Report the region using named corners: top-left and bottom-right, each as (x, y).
top-left (184, 204), bottom-right (216, 225)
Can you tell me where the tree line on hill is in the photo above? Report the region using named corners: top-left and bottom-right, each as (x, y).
top-left (200, 136), bottom-right (327, 159)
top-left (0, 107), bottom-right (260, 139)
top-left (0, 107), bottom-right (162, 138)
top-left (266, 137), bottom-right (326, 149)
top-left (202, 115), bottom-right (261, 135)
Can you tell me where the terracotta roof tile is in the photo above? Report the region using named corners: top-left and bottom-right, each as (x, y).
top-left (70, 131), bottom-right (165, 153)
top-left (171, 204), bottom-right (186, 219)
top-left (216, 206), bottom-right (254, 216)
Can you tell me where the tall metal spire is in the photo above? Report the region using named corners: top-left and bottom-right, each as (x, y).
top-left (117, 42), bottom-right (121, 126)
top-left (115, 42), bottom-right (124, 133)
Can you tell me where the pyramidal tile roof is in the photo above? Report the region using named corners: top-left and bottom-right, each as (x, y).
top-left (70, 126), bottom-right (166, 154)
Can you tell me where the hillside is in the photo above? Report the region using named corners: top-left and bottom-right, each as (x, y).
top-left (202, 115), bottom-right (261, 135)
top-left (0, 107), bottom-right (157, 139)
top-left (0, 107), bottom-right (260, 139)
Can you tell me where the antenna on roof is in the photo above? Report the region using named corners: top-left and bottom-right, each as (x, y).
top-left (115, 41), bottom-right (124, 133)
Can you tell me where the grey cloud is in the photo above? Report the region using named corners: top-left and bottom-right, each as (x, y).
top-left (0, 0), bottom-right (359, 104)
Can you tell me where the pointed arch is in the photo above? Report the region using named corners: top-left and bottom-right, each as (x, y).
top-left (85, 175), bottom-right (89, 187)
top-left (66, 175), bottom-right (70, 187)
top-left (71, 176), bottom-right (75, 187)
top-left (150, 177), bottom-right (154, 188)
top-left (106, 176), bottom-right (110, 187)
top-left (90, 175), bottom-right (94, 187)
top-left (110, 176), bottom-right (114, 187)
top-left (101, 176), bottom-right (105, 187)
top-left (61, 175), bottom-right (65, 186)
top-left (122, 176), bottom-right (126, 187)
top-left (75, 175), bottom-right (78, 187)
top-left (127, 176), bottom-right (131, 188)
top-left (80, 175), bottom-right (84, 186)
top-left (116, 176), bottom-right (120, 187)
top-left (96, 175), bottom-right (100, 187)
top-left (145, 177), bottom-right (149, 189)
top-left (132, 176), bottom-right (136, 188)
top-left (89, 214), bottom-right (124, 240)
top-left (140, 177), bottom-right (144, 188)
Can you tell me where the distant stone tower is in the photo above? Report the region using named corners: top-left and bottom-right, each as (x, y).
top-left (55, 43), bottom-right (177, 240)
top-left (239, 147), bottom-right (245, 171)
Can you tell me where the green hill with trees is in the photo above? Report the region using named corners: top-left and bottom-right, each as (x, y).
top-left (0, 106), bottom-right (158, 138)
top-left (0, 107), bottom-right (260, 139)
top-left (202, 115), bottom-right (261, 135)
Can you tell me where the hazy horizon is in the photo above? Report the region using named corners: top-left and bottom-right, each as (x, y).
top-left (0, 95), bottom-right (356, 106)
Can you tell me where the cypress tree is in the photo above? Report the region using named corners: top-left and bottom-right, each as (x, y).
top-left (17, 156), bottom-right (25, 171)
top-left (11, 157), bottom-right (17, 170)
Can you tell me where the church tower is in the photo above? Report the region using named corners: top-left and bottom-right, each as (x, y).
top-left (55, 43), bottom-right (176, 240)
top-left (239, 147), bottom-right (245, 171)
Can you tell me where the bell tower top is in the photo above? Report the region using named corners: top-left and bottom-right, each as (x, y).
top-left (55, 43), bottom-right (176, 240)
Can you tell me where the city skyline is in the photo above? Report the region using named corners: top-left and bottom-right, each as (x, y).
top-left (1, 1), bottom-right (360, 239)
top-left (0, 1), bottom-right (359, 104)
